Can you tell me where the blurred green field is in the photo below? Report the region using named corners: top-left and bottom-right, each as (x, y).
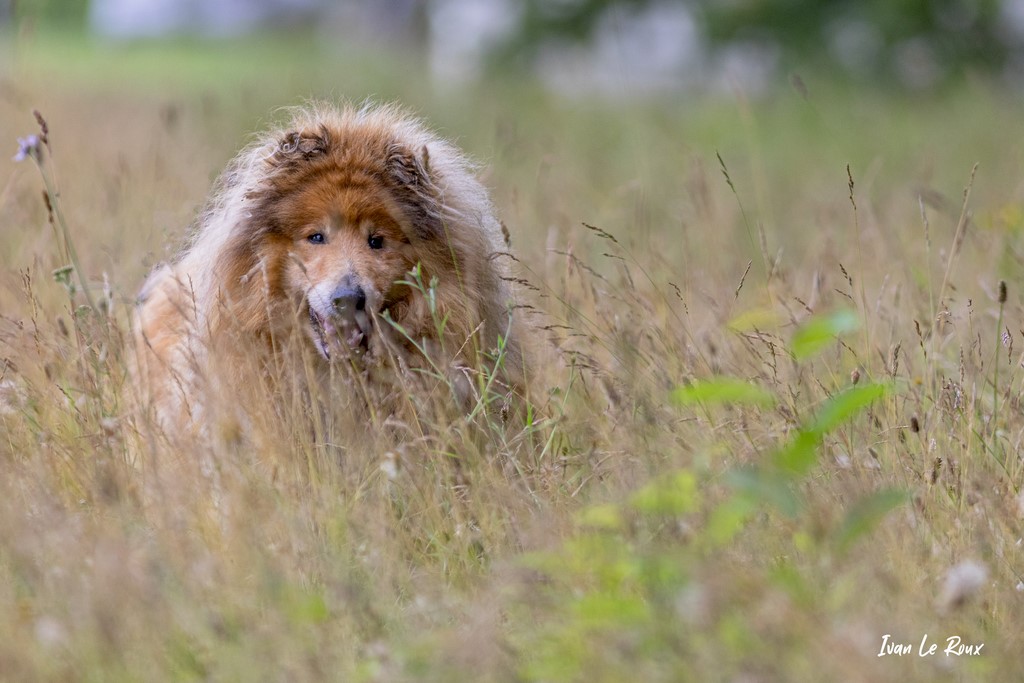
top-left (2, 31), bottom-right (1024, 682)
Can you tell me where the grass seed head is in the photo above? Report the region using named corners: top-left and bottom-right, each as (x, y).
top-left (32, 109), bottom-right (49, 141)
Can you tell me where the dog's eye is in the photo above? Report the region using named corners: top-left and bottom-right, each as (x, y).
top-left (368, 235), bottom-right (384, 250)
top-left (307, 233), bottom-right (325, 244)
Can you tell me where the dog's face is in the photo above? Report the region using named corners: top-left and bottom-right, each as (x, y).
top-left (239, 125), bottom-right (444, 360)
top-left (281, 182), bottom-right (417, 359)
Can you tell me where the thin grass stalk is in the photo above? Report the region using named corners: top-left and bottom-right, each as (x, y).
top-left (932, 163), bottom-right (978, 349)
top-left (17, 116), bottom-right (98, 314)
top-left (992, 280), bottom-right (1007, 463)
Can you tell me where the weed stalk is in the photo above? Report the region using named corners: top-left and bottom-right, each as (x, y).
top-left (15, 111), bottom-right (97, 313)
top-left (992, 280), bottom-right (1007, 465)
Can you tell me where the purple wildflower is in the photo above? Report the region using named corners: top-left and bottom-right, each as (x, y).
top-left (13, 135), bottom-right (41, 162)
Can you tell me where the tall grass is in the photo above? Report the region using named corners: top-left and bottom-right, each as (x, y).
top-left (1, 35), bottom-right (1022, 681)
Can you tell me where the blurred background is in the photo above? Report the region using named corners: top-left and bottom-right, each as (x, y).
top-left (4, 0), bottom-right (1024, 95)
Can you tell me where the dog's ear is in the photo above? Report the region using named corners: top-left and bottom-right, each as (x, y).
top-left (271, 125), bottom-right (331, 166)
top-left (386, 142), bottom-right (442, 239)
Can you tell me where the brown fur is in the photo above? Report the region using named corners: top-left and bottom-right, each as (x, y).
top-left (133, 103), bottom-right (522, 434)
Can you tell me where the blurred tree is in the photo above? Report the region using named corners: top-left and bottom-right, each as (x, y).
top-left (489, 0), bottom-right (1020, 87)
top-left (488, 0), bottom-right (656, 71)
top-left (698, 0), bottom-right (1012, 86)
top-left (13, 0), bottom-right (88, 28)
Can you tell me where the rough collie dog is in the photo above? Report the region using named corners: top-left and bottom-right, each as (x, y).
top-left (134, 103), bottom-right (522, 435)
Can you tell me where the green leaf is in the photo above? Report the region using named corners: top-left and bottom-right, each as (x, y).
top-left (573, 592), bottom-right (650, 627)
top-left (810, 383), bottom-right (889, 435)
top-left (518, 550), bottom-right (563, 575)
top-left (772, 383), bottom-right (889, 477)
top-left (630, 470), bottom-right (701, 516)
top-left (288, 591), bottom-right (329, 624)
top-left (769, 562), bottom-right (816, 606)
top-left (577, 503), bottom-right (624, 531)
top-left (727, 307), bottom-right (781, 332)
top-left (672, 378), bottom-right (775, 407)
top-left (790, 309), bottom-right (860, 359)
top-left (773, 429), bottom-right (823, 477)
top-left (726, 467), bottom-right (803, 517)
top-left (835, 488), bottom-right (909, 552)
top-left (707, 495), bottom-right (757, 545)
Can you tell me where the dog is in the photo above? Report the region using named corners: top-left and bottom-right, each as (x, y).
top-left (133, 102), bottom-right (522, 437)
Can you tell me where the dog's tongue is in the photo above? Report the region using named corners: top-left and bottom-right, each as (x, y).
top-left (314, 307), bottom-right (368, 358)
top-left (309, 294), bottom-right (373, 359)
top-left (339, 311), bottom-right (368, 351)
top-left (352, 310), bottom-right (369, 343)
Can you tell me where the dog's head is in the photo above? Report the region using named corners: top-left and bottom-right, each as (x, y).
top-left (228, 118), bottom-right (450, 360)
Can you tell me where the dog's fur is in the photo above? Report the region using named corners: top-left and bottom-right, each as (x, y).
top-left (134, 103), bottom-right (521, 434)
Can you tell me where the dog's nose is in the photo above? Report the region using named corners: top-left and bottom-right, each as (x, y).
top-left (331, 286), bottom-right (366, 314)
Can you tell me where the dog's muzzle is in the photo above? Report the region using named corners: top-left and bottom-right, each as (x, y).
top-left (309, 285), bottom-right (371, 359)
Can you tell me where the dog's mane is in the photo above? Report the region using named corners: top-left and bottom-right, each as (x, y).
top-left (150, 101), bottom-right (515, 369)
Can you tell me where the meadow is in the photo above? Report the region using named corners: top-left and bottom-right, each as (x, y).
top-left (1, 31), bottom-right (1023, 682)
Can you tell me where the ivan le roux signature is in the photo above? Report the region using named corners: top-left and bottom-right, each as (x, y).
top-left (878, 634), bottom-right (984, 657)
